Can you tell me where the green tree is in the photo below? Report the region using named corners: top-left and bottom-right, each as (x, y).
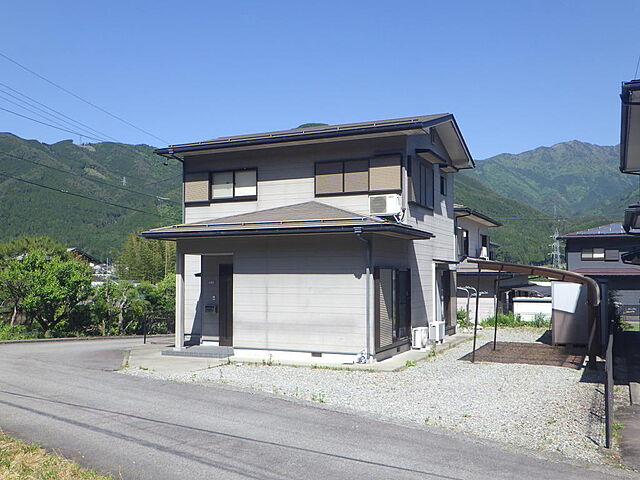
top-left (0, 236), bottom-right (67, 262)
top-left (116, 233), bottom-right (175, 283)
top-left (91, 280), bottom-right (147, 335)
top-left (4, 251), bottom-right (93, 335)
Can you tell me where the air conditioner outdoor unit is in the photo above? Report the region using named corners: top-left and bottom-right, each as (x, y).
top-left (369, 194), bottom-right (402, 216)
top-left (429, 321), bottom-right (445, 343)
top-left (412, 327), bottom-right (429, 350)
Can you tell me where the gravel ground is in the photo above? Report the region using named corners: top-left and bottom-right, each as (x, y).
top-left (122, 328), bottom-right (621, 465)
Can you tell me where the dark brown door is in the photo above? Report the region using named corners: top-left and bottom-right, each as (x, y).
top-left (219, 264), bottom-right (233, 346)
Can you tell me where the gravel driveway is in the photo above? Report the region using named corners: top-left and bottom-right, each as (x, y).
top-left (122, 328), bottom-right (615, 465)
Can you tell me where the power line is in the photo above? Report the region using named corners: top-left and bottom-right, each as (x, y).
top-left (0, 91), bottom-right (110, 142)
top-left (1, 152), bottom-right (180, 204)
top-left (143, 173), bottom-right (182, 186)
top-left (0, 51), bottom-right (171, 145)
top-left (0, 105), bottom-right (105, 142)
top-left (0, 170), bottom-right (163, 217)
top-left (0, 82), bottom-right (118, 142)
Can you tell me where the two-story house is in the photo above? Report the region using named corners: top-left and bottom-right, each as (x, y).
top-left (454, 206), bottom-right (530, 324)
top-left (142, 115), bottom-right (474, 363)
top-left (559, 223), bottom-right (640, 326)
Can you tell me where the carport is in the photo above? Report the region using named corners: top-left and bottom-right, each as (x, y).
top-left (466, 258), bottom-right (602, 369)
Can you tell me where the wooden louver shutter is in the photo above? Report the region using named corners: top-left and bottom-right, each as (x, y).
top-left (315, 161), bottom-right (344, 195)
top-left (184, 172), bottom-right (209, 202)
top-left (343, 159), bottom-right (369, 193)
top-left (375, 267), bottom-right (395, 351)
top-left (369, 154), bottom-right (401, 192)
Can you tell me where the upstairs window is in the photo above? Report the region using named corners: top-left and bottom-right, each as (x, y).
top-left (605, 249), bottom-right (619, 262)
top-left (582, 248), bottom-right (605, 261)
top-left (211, 169), bottom-right (257, 200)
top-left (413, 160), bottom-right (434, 209)
top-left (314, 155), bottom-right (400, 196)
top-left (440, 173), bottom-right (447, 196)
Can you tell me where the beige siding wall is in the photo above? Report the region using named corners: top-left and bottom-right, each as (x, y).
top-left (180, 235), bottom-right (367, 353)
top-left (183, 136), bottom-right (405, 223)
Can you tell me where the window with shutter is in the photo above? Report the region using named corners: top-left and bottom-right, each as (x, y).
top-left (369, 154), bottom-right (401, 192)
top-left (343, 159), bottom-right (369, 193)
top-left (184, 172), bottom-right (210, 203)
top-left (315, 161), bottom-right (344, 195)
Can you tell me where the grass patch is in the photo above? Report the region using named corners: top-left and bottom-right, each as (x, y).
top-left (0, 433), bottom-right (113, 479)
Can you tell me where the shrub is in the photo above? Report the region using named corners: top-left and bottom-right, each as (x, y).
top-left (457, 308), bottom-right (470, 328)
top-left (0, 322), bottom-right (40, 340)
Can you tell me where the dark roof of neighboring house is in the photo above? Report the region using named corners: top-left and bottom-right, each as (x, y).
top-left (572, 267), bottom-right (640, 277)
top-left (453, 205), bottom-right (502, 227)
top-left (141, 201), bottom-right (434, 241)
top-left (66, 247), bottom-right (100, 264)
top-left (155, 114), bottom-right (474, 170)
top-left (558, 223), bottom-right (628, 239)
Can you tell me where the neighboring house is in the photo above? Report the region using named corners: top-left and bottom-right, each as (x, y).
top-left (66, 247), bottom-right (100, 266)
top-left (454, 206), bottom-right (529, 323)
top-left (142, 115), bottom-right (474, 362)
top-left (559, 223), bottom-right (640, 325)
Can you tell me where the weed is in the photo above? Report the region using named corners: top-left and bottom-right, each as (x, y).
top-left (310, 392), bottom-right (326, 403)
top-left (405, 360), bottom-right (416, 367)
top-left (462, 413), bottom-right (471, 418)
top-left (138, 366), bottom-right (149, 371)
top-left (423, 417), bottom-right (430, 424)
top-left (612, 422), bottom-right (624, 431)
top-left (546, 417), bottom-right (556, 425)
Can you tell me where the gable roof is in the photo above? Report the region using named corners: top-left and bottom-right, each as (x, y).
top-left (454, 205), bottom-right (502, 227)
top-left (155, 114), bottom-right (474, 170)
top-left (141, 201), bottom-right (434, 240)
top-left (558, 223), bottom-right (628, 239)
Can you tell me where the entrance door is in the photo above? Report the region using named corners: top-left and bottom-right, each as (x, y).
top-left (218, 264), bottom-right (233, 346)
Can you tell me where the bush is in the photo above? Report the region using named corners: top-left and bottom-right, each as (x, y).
top-left (0, 322), bottom-right (40, 340)
top-left (457, 308), bottom-right (470, 328)
top-left (480, 311), bottom-right (551, 328)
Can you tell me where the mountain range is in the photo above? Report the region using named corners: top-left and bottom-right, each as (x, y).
top-left (0, 133), bottom-right (181, 260)
top-left (0, 133), bottom-right (629, 264)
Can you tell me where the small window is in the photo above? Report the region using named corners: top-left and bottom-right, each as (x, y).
top-left (211, 169), bottom-right (257, 200)
top-left (581, 248), bottom-right (593, 260)
top-left (234, 169), bottom-right (257, 197)
top-left (415, 161), bottom-right (434, 208)
top-left (593, 248), bottom-right (605, 260)
top-left (605, 249), bottom-right (619, 262)
top-left (211, 171), bottom-right (234, 199)
top-left (440, 174), bottom-right (447, 196)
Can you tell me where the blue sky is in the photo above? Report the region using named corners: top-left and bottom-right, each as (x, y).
top-left (1, 1), bottom-right (639, 159)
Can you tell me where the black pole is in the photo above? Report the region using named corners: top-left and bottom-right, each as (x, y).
top-left (493, 272), bottom-right (502, 351)
top-left (471, 266), bottom-right (482, 363)
top-left (143, 316), bottom-right (147, 345)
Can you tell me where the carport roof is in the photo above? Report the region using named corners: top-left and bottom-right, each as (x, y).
top-left (141, 201), bottom-right (434, 240)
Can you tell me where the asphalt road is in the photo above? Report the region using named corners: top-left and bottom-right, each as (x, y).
top-left (0, 339), bottom-right (633, 480)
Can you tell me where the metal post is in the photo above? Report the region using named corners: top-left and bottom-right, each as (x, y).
top-left (493, 271), bottom-right (502, 351)
top-left (471, 267), bottom-right (482, 363)
top-left (143, 315), bottom-right (147, 345)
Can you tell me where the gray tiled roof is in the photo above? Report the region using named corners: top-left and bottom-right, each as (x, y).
top-left (167, 114), bottom-right (450, 149)
top-left (141, 201), bottom-right (434, 240)
top-left (558, 223), bottom-right (627, 239)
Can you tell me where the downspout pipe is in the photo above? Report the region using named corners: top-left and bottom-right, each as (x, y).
top-left (355, 227), bottom-right (372, 362)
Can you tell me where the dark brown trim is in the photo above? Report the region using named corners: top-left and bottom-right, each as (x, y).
top-left (373, 267), bottom-right (380, 352)
top-left (375, 338), bottom-right (411, 354)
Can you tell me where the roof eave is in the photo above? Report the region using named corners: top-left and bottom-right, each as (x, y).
top-left (154, 115), bottom-right (454, 157)
top-left (140, 224), bottom-right (434, 241)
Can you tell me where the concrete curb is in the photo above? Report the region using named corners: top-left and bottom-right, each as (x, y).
top-left (0, 334), bottom-right (173, 345)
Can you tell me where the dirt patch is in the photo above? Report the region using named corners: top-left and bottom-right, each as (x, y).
top-left (460, 341), bottom-right (586, 369)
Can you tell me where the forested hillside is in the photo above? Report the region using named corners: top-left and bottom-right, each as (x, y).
top-left (463, 141), bottom-right (633, 217)
top-left (0, 133), bottom-right (181, 260)
top-left (0, 133), bottom-right (628, 265)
